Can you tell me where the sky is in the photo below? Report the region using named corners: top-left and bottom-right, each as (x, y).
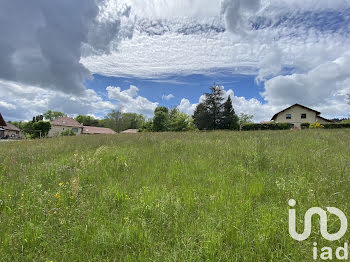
top-left (0, 0), bottom-right (350, 122)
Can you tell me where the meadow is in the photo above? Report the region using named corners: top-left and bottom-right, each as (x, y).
top-left (0, 130), bottom-right (349, 261)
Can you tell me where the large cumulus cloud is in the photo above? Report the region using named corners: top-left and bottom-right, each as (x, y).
top-left (0, 0), bottom-right (131, 94)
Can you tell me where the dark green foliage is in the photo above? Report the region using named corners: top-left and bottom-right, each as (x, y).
top-left (75, 115), bottom-right (100, 127)
top-left (140, 120), bottom-right (153, 132)
top-left (322, 123), bottom-right (350, 129)
top-left (242, 123), bottom-right (294, 131)
top-left (301, 123), bottom-right (310, 129)
top-left (220, 96), bottom-right (239, 130)
top-left (153, 106), bottom-right (169, 132)
top-left (32, 121), bottom-right (51, 137)
top-left (193, 85), bottom-right (239, 130)
top-left (32, 115), bottom-right (43, 122)
top-left (193, 103), bottom-right (211, 130)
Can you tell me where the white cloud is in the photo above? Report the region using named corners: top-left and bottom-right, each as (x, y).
top-left (107, 85), bottom-right (158, 116)
top-left (0, 100), bottom-right (16, 110)
top-left (0, 79), bottom-right (116, 121)
top-left (262, 53), bottom-right (350, 108)
top-left (162, 94), bottom-right (174, 101)
top-left (178, 99), bottom-right (197, 116)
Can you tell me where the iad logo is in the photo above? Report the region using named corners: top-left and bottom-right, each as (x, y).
top-left (288, 199), bottom-right (349, 260)
top-left (288, 199), bottom-right (348, 241)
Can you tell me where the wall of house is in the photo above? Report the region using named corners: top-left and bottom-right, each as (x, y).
top-left (48, 125), bottom-right (82, 137)
top-left (274, 106), bottom-right (318, 128)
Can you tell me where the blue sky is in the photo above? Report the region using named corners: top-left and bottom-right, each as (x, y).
top-left (0, 0), bottom-right (349, 122)
top-left (86, 72), bottom-right (264, 115)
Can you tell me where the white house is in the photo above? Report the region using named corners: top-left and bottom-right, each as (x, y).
top-left (271, 104), bottom-right (332, 128)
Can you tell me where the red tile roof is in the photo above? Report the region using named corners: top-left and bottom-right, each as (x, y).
top-left (51, 117), bottom-right (83, 128)
top-left (82, 126), bottom-right (116, 135)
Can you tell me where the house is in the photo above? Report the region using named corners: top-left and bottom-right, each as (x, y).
top-left (0, 113), bottom-right (7, 138)
top-left (48, 117), bottom-right (83, 137)
top-left (121, 129), bottom-right (138, 134)
top-left (271, 104), bottom-right (332, 128)
top-left (4, 122), bottom-right (21, 138)
top-left (82, 126), bottom-right (116, 135)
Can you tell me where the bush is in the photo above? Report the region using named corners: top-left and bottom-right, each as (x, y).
top-left (61, 129), bottom-right (76, 136)
top-left (301, 123), bottom-right (310, 129)
top-left (309, 122), bottom-right (324, 129)
top-left (322, 123), bottom-right (350, 129)
top-left (241, 123), bottom-right (294, 131)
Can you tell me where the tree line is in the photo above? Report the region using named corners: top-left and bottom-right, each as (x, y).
top-left (10, 84), bottom-right (255, 137)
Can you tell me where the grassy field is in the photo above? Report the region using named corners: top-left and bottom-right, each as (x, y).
top-left (0, 130), bottom-right (349, 261)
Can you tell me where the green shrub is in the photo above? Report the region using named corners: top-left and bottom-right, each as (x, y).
top-left (323, 123), bottom-right (350, 129)
top-left (241, 123), bottom-right (294, 131)
top-left (301, 122), bottom-right (310, 129)
top-left (61, 129), bottom-right (76, 136)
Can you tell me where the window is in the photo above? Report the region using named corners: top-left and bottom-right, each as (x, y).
top-left (301, 113), bottom-right (306, 119)
top-left (72, 128), bottom-right (78, 133)
top-left (286, 114), bottom-right (291, 119)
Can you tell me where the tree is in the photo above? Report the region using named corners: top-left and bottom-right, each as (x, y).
top-left (104, 110), bottom-right (123, 132)
top-left (153, 106), bottom-right (169, 132)
top-left (75, 115), bottom-right (100, 126)
top-left (220, 96), bottom-right (239, 130)
top-left (32, 115), bottom-right (43, 122)
top-left (43, 110), bottom-right (65, 121)
top-left (204, 84), bottom-right (225, 129)
top-left (193, 103), bottom-right (211, 130)
top-left (32, 121), bottom-right (51, 138)
top-left (193, 84), bottom-right (239, 130)
top-left (168, 108), bottom-right (194, 131)
top-left (238, 113), bottom-right (254, 127)
top-left (119, 113), bottom-right (145, 131)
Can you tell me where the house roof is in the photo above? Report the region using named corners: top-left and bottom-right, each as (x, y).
top-left (0, 113), bottom-right (6, 126)
top-left (51, 117), bottom-right (83, 127)
top-left (316, 115), bottom-right (333, 123)
top-left (121, 129), bottom-right (139, 134)
top-left (82, 126), bottom-right (116, 135)
top-left (4, 122), bottom-right (20, 131)
top-left (271, 104), bottom-right (321, 121)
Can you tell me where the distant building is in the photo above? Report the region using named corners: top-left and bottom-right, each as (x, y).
top-left (48, 116), bottom-right (116, 137)
top-left (121, 129), bottom-right (139, 134)
top-left (82, 126), bottom-right (116, 135)
top-left (271, 104), bottom-right (332, 128)
top-left (0, 114), bottom-right (22, 139)
top-left (48, 117), bottom-right (83, 137)
top-left (4, 122), bottom-right (21, 138)
top-left (0, 113), bottom-right (7, 138)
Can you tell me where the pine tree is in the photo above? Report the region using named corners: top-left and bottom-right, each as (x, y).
top-left (204, 84), bottom-right (225, 129)
top-left (220, 96), bottom-right (239, 129)
top-left (193, 103), bottom-right (210, 130)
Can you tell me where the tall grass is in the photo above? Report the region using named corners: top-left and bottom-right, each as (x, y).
top-left (0, 130), bottom-right (349, 261)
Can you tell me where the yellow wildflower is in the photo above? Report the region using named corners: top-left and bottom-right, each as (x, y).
top-left (55, 192), bottom-right (61, 199)
top-left (59, 182), bottom-right (64, 187)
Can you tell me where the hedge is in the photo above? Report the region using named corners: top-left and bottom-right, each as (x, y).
top-left (241, 123), bottom-right (294, 131)
top-left (301, 122), bottom-right (350, 129)
top-left (323, 123), bottom-right (350, 129)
